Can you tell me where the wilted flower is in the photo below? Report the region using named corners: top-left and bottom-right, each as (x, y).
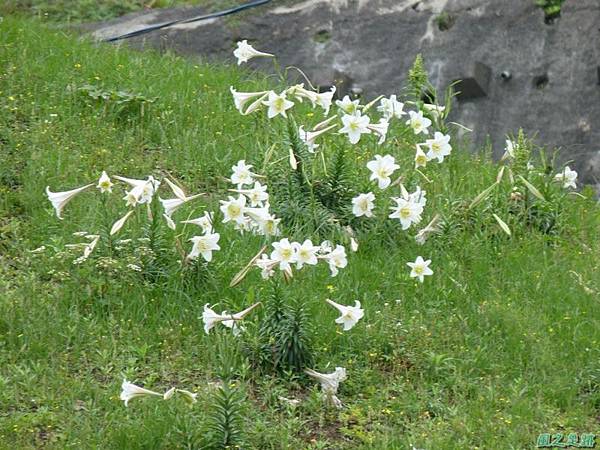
top-left (120, 379), bottom-right (162, 407)
top-left (220, 195), bottom-right (247, 225)
top-left (110, 210), bottom-right (134, 236)
top-left (366, 154), bottom-right (399, 190)
top-left (378, 95), bottom-right (405, 120)
top-left (325, 299), bottom-right (364, 331)
top-left (304, 367), bottom-right (347, 408)
top-left (230, 160), bottom-right (256, 186)
top-left (415, 214), bottom-right (441, 245)
top-left (351, 192), bottom-right (375, 217)
top-left (425, 132), bottom-right (452, 163)
top-left (335, 95), bottom-right (360, 115)
top-left (339, 111), bottom-right (371, 144)
top-left (406, 110), bottom-right (431, 135)
top-left (97, 171), bottom-right (113, 193)
top-left (407, 256), bottom-right (433, 282)
top-left (176, 389), bottom-right (198, 405)
top-left (188, 232), bottom-right (221, 262)
top-left (293, 239), bottom-right (319, 269)
top-left (233, 40), bottom-right (273, 65)
top-left (181, 211), bottom-right (213, 234)
top-left (554, 166), bottom-right (578, 189)
top-left (46, 183), bottom-right (93, 219)
top-left (262, 91), bottom-right (294, 119)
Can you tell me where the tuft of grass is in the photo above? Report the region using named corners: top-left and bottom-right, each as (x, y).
top-left (1, 17), bottom-right (600, 450)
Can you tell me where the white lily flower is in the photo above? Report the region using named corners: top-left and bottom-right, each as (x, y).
top-left (181, 211), bottom-right (213, 234)
top-left (425, 132), bottom-right (452, 163)
top-left (233, 40), bottom-right (273, 65)
top-left (406, 110), bottom-right (432, 135)
top-left (314, 86), bottom-right (336, 114)
top-left (389, 197), bottom-right (423, 230)
top-left (503, 139), bottom-right (516, 159)
top-left (554, 166), bottom-right (578, 189)
top-left (366, 154), bottom-right (399, 190)
top-left (352, 192), bottom-right (375, 217)
top-left (231, 181), bottom-right (269, 207)
top-left (120, 379), bottom-right (162, 407)
top-left (262, 91), bottom-right (294, 119)
top-left (366, 118), bottom-right (389, 144)
top-left (230, 87), bottom-right (268, 114)
top-left (292, 239), bottom-right (319, 269)
top-left (160, 192), bottom-right (203, 217)
top-left (110, 210), bottom-right (134, 236)
top-left (270, 238), bottom-right (297, 271)
top-left (255, 253), bottom-right (277, 279)
top-left (319, 240), bottom-right (333, 254)
top-left (164, 178), bottom-right (187, 201)
top-left (335, 95), bottom-right (360, 115)
top-left (322, 244), bottom-right (347, 277)
top-left (220, 195), bottom-right (247, 225)
top-left (188, 232), bottom-right (220, 262)
top-left (289, 148), bottom-right (298, 170)
top-left (46, 183), bottom-right (93, 219)
top-left (298, 124), bottom-right (336, 152)
top-left (350, 237), bottom-right (359, 252)
top-left (415, 214), bottom-right (441, 245)
top-left (202, 302), bottom-right (260, 334)
top-left (326, 299), bottom-right (364, 331)
top-left (415, 145), bottom-right (428, 168)
top-left (409, 186), bottom-right (427, 207)
top-left (82, 234), bottom-right (100, 259)
top-left (378, 95), bottom-right (405, 120)
top-left (407, 256), bottom-right (433, 282)
top-left (230, 160), bottom-right (256, 186)
top-left (176, 389), bottom-right (198, 405)
top-left (339, 111), bottom-right (371, 144)
top-left (97, 171), bottom-right (113, 193)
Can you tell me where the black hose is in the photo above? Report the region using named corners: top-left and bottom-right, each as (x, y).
top-left (103, 0), bottom-right (272, 43)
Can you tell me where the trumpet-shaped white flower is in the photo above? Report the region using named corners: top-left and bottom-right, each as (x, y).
top-left (233, 181), bottom-right (269, 207)
top-left (262, 91), bottom-right (294, 119)
top-left (270, 238), bottom-right (297, 271)
top-left (406, 110), bottom-right (432, 135)
top-left (554, 166), bottom-right (578, 189)
top-left (160, 193), bottom-right (203, 218)
top-left (255, 253), bottom-right (277, 279)
top-left (80, 234), bottom-right (100, 260)
top-left (336, 95), bottom-right (360, 115)
top-left (407, 256), bottom-right (433, 282)
top-left (188, 232), bottom-right (220, 262)
top-left (389, 197), bottom-right (423, 230)
top-left (230, 87), bottom-right (268, 115)
top-left (164, 178), bottom-right (187, 201)
top-left (298, 124), bottom-right (336, 152)
top-left (46, 183), bottom-right (93, 219)
top-left (120, 379), bottom-right (162, 407)
top-left (339, 111), bottom-right (371, 144)
top-left (163, 387), bottom-right (176, 400)
top-left (110, 210), bottom-right (134, 236)
top-left (366, 154), bottom-right (399, 190)
top-left (378, 95), bottom-right (405, 120)
top-left (415, 145), bottom-right (428, 168)
top-left (97, 171), bottom-right (113, 193)
top-left (425, 132), bottom-right (452, 163)
top-left (181, 211), bottom-right (213, 234)
top-left (230, 160), bottom-right (256, 186)
top-left (367, 118), bottom-right (389, 144)
top-left (293, 239), bottom-right (319, 269)
top-left (409, 186), bottom-right (427, 207)
top-left (202, 302), bottom-right (260, 334)
top-left (322, 244), bottom-right (348, 277)
top-left (233, 40), bottom-right (273, 65)
top-left (326, 299), bottom-right (364, 331)
top-left (220, 195), bottom-right (247, 225)
top-left (352, 192), bottom-right (375, 217)
top-left (115, 176), bottom-right (160, 204)
top-left (503, 139), bottom-right (515, 159)
top-left (314, 87), bottom-right (336, 114)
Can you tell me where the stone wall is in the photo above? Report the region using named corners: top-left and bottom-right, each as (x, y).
top-left (91, 0), bottom-right (600, 187)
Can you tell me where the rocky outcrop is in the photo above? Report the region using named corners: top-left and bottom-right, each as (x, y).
top-left (90, 0), bottom-right (600, 187)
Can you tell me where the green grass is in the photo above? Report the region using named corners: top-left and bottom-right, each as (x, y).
top-left (1, 17), bottom-right (600, 449)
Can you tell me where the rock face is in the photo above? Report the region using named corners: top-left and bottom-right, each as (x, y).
top-left (91, 0), bottom-right (600, 187)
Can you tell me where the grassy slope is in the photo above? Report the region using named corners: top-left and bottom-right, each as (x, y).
top-left (1, 18), bottom-right (600, 449)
